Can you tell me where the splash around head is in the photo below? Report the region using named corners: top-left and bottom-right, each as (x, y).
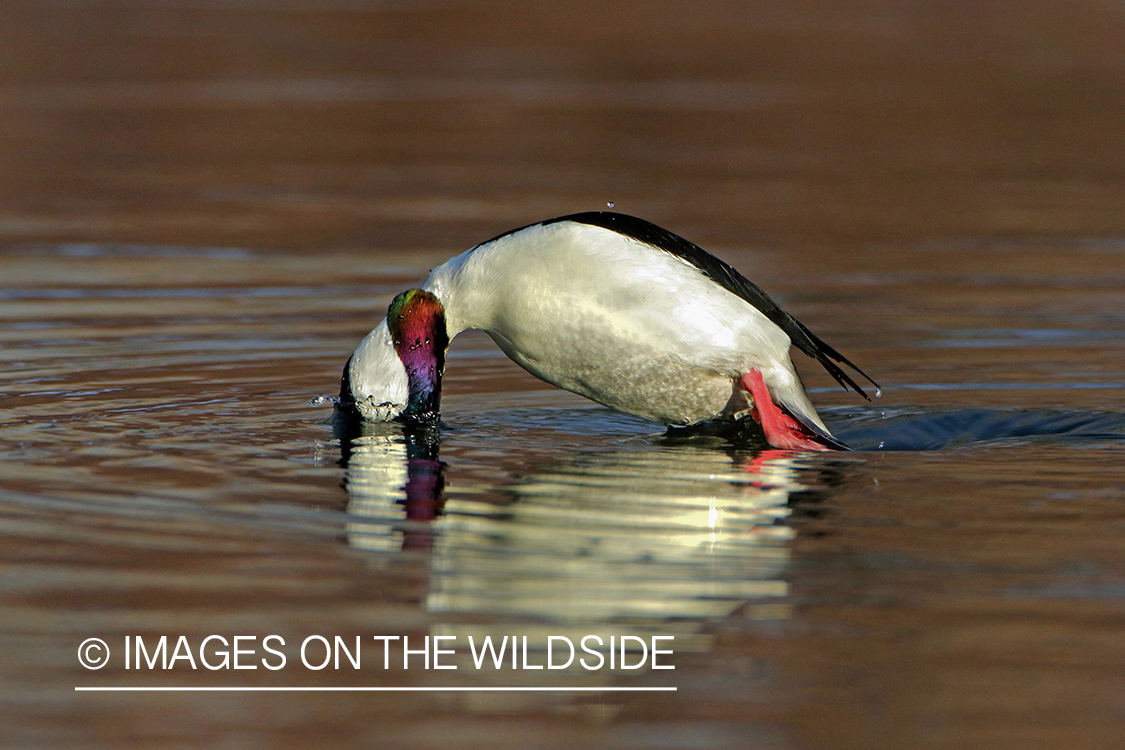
top-left (338, 289), bottom-right (449, 425)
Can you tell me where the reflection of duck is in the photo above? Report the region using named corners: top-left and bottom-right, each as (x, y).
top-left (339, 212), bottom-right (877, 450)
top-left (337, 420), bottom-right (446, 552)
top-left (424, 446), bottom-right (802, 626)
top-left (338, 421), bottom-right (826, 664)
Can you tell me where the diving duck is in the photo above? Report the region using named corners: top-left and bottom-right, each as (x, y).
top-left (339, 212), bottom-right (876, 450)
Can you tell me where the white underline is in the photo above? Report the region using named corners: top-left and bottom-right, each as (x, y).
top-left (76, 686), bottom-right (676, 692)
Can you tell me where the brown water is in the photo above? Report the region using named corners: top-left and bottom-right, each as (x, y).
top-left (3, 2), bottom-right (1125, 748)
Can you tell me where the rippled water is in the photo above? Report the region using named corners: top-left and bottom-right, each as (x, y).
top-left (4, 2), bottom-right (1125, 749)
top-left (5, 233), bottom-right (1123, 748)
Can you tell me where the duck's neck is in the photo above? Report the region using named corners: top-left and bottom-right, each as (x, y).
top-left (399, 337), bottom-right (445, 422)
top-left (388, 290), bottom-right (449, 423)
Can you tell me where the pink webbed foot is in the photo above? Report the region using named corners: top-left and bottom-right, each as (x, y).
top-left (740, 369), bottom-right (835, 451)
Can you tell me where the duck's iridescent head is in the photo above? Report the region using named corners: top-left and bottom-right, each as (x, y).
top-left (339, 289), bottom-right (448, 424)
top-left (385, 289), bottom-right (449, 424)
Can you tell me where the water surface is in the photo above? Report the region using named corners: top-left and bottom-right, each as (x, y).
top-left (2, 2), bottom-right (1125, 749)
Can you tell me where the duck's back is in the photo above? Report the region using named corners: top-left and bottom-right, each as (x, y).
top-left (425, 219), bottom-right (794, 425)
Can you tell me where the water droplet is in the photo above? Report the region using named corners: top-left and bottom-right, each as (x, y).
top-left (875, 387), bottom-right (883, 398)
top-left (309, 394), bottom-right (337, 407)
top-left (878, 440), bottom-right (885, 450)
top-left (606, 201), bottom-right (615, 208)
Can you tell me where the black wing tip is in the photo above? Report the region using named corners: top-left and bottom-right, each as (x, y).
top-left (786, 317), bottom-right (879, 400)
top-left (819, 358), bottom-right (873, 401)
top-left (826, 355), bottom-right (879, 401)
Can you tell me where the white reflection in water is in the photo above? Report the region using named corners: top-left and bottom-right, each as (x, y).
top-left (425, 451), bottom-right (796, 623)
top-left (337, 419), bottom-right (817, 675)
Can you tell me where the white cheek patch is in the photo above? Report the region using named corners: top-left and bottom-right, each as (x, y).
top-left (347, 317), bottom-right (410, 422)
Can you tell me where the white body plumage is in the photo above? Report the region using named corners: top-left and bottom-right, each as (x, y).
top-left (344, 214), bottom-right (855, 438)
